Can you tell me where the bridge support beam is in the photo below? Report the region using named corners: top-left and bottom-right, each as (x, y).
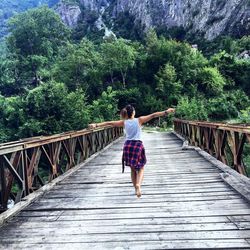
top-left (174, 119), bottom-right (250, 177)
top-left (0, 127), bottom-right (123, 212)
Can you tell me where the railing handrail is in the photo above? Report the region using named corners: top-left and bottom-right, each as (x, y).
top-left (174, 118), bottom-right (250, 133)
top-left (0, 126), bottom-right (113, 155)
top-left (0, 126), bottom-right (123, 212)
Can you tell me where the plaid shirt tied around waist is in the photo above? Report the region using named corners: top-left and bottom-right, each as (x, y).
top-left (122, 140), bottom-right (147, 173)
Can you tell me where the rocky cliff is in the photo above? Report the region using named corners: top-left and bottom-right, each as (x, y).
top-left (57, 0), bottom-right (250, 40)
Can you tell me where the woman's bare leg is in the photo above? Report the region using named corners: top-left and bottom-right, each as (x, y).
top-left (137, 167), bottom-right (144, 186)
top-left (131, 168), bottom-right (137, 188)
top-left (135, 167), bottom-right (144, 197)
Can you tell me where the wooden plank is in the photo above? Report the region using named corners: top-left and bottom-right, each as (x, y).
top-left (0, 137), bottom-right (123, 226)
top-left (20, 208), bottom-right (250, 221)
top-left (53, 182), bottom-right (227, 189)
top-left (42, 194), bottom-right (241, 203)
top-left (1, 239), bottom-right (250, 250)
top-left (28, 200), bottom-right (248, 211)
top-left (11, 209), bottom-right (250, 224)
top-left (1, 224), bottom-right (244, 239)
top-left (0, 230), bottom-right (250, 243)
top-left (43, 189), bottom-right (239, 199)
top-left (228, 215), bottom-right (250, 222)
top-left (0, 131), bottom-right (249, 249)
top-left (173, 131), bottom-right (250, 201)
top-left (8, 215), bottom-right (233, 226)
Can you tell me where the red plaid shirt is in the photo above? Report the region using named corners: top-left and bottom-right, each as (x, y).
top-left (122, 140), bottom-right (147, 173)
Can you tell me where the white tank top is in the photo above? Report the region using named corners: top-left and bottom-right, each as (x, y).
top-left (124, 118), bottom-right (141, 140)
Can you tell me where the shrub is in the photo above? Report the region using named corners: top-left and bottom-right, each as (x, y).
top-left (176, 96), bottom-right (208, 120)
top-left (20, 81), bottom-right (90, 137)
top-left (90, 86), bottom-right (118, 122)
top-left (238, 107), bottom-right (250, 123)
top-left (197, 67), bottom-right (226, 97)
top-left (207, 96), bottom-right (238, 120)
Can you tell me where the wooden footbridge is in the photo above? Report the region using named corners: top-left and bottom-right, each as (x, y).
top-left (0, 120), bottom-right (250, 249)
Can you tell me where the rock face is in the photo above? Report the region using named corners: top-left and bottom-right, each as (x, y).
top-left (57, 0), bottom-right (250, 40)
top-left (56, 2), bottom-right (81, 27)
top-left (115, 0), bottom-right (250, 39)
top-left (79, 0), bottom-right (109, 11)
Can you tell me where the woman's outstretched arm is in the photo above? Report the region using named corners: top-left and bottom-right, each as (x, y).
top-left (138, 108), bottom-right (175, 125)
top-left (88, 120), bottom-right (124, 129)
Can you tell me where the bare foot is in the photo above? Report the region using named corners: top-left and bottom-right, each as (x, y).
top-left (135, 184), bottom-right (142, 198)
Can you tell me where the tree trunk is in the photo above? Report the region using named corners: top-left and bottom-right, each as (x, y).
top-left (110, 71), bottom-right (114, 84)
top-left (121, 71), bottom-right (126, 88)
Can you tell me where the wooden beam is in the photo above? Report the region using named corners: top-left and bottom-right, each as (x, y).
top-left (2, 156), bottom-right (23, 188)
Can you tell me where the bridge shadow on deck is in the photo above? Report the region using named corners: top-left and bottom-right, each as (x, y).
top-left (0, 132), bottom-right (250, 249)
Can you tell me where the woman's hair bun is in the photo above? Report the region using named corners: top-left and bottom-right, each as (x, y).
top-left (120, 105), bottom-right (135, 119)
top-left (125, 105), bottom-right (135, 118)
top-left (120, 108), bottom-right (127, 119)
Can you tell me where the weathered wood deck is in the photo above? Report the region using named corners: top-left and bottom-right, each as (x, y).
top-left (0, 132), bottom-right (250, 249)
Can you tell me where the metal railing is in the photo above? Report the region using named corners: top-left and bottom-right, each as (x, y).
top-left (174, 119), bottom-right (250, 176)
top-left (0, 127), bottom-right (123, 212)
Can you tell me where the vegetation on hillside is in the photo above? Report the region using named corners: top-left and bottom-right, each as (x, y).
top-left (0, 6), bottom-right (249, 143)
top-left (0, 0), bottom-right (59, 39)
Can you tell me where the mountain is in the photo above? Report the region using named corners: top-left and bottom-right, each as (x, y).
top-left (0, 0), bottom-right (249, 41)
top-left (57, 0), bottom-right (250, 40)
top-left (0, 0), bottom-right (59, 39)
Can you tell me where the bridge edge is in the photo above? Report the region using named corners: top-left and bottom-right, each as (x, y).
top-left (0, 136), bottom-right (124, 227)
top-left (172, 131), bottom-right (250, 203)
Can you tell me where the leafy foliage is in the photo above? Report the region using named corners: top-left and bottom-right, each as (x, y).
top-left (196, 66), bottom-right (226, 97)
top-left (155, 63), bottom-right (182, 106)
top-left (0, 6), bottom-right (249, 143)
top-left (238, 107), bottom-right (250, 123)
top-left (0, 0), bottom-right (59, 38)
top-left (6, 6), bottom-right (70, 90)
top-left (111, 11), bottom-right (145, 41)
top-left (52, 39), bottom-right (102, 96)
top-left (90, 87), bottom-right (118, 122)
top-left (101, 39), bottom-right (137, 87)
top-left (175, 96), bottom-right (208, 120)
top-left (15, 82), bottom-right (90, 139)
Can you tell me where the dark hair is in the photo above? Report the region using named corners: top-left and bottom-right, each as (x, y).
top-left (120, 108), bottom-right (127, 119)
top-left (120, 105), bottom-right (135, 119)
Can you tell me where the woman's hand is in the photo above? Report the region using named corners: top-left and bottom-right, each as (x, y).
top-left (88, 123), bottom-right (97, 129)
top-left (166, 108), bottom-right (175, 114)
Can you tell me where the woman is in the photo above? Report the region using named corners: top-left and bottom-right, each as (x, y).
top-left (88, 105), bottom-right (175, 197)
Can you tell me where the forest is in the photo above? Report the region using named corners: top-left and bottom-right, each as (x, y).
top-left (0, 6), bottom-right (249, 143)
top-left (0, 0), bottom-right (59, 38)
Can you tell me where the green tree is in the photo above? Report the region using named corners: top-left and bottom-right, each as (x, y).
top-left (238, 107), bottom-right (250, 123)
top-left (155, 63), bottom-right (182, 106)
top-left (176, 96), bottom-right (208, 120)
top-left (207, 95), bottom-right (238, 120)
top-left (115, 87), bottom-right (142, 111)
top-left (0, 53), bottom-right (20, 96)
top-left (196, 67), bottom-right (226, 97)
top-left (0, 95), bottom-right (25, 142)
top-left (20, 81), bottom-right (90, 137)
top-left (52, 39), bottom-right (103, 97)
top-left (90, 86), bottom-right (118, 122)
top-left (144, 31), bottom-right (208, 92)
top-left (7, 6), bottom-right (70, 88)
top-left (237, 36), bottom-right (250, 51)
top-left (210, 51), bottom-right (250, 95)
top-left (208, 89), bottom-right (250, 121)
top-left (101, 38), bottom-right (137, 88)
